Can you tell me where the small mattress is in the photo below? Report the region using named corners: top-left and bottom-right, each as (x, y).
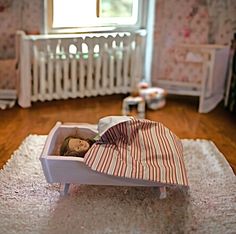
top-left (84, 116), bottom-right (188, 186)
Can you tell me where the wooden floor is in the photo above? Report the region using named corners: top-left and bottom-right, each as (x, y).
top-left (0, 94), bottom-right (235, 173)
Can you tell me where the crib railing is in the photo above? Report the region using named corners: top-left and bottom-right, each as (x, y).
top-left (16, 31), bottom-right (145, 107)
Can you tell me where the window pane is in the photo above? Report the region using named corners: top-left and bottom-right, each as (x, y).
top-left (100, 0), bottom-right (133, 18)
top-left (50, 0), bottom-right (139, 30)
top-left (53, 0), bottom-right (97, 28)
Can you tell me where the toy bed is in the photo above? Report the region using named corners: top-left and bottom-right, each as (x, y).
top-left (40, 116), bottom-right (188, 198)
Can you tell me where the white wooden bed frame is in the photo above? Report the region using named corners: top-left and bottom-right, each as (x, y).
top-left (40, 122), bottom-right (171, 198)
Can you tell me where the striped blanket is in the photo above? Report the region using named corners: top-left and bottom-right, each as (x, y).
top-left (84, 117), bottom-right (188, 186)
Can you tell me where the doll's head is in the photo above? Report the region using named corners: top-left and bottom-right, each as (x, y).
top-left (60, 136), bottom-right (94, 157)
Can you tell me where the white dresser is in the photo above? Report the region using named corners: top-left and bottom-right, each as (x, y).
top-left (157, 44), bottom-right (230, 113)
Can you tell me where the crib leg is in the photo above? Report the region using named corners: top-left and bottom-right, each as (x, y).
top-left (60, 183), bottom-right (70, 196)
top-left (159, 186), bottom-right (166, 199)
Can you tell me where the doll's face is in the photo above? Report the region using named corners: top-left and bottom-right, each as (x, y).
top-left (68, 138), bottom-right (90, 153)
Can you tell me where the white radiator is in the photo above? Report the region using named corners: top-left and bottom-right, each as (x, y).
top-left (16, 31), bottom-right (145, 107)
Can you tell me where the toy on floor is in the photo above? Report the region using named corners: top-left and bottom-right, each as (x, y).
top-left (138, 82), bottom-right (167, 110)
top-left (122, 83), bottom-right (167, 118)
top-left (122, 95), bottom-right (145, 119)
top-left (139, 86), bottom-right (167, 110)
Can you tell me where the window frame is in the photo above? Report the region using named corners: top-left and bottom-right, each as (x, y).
top-left (43, 0), bottom-right (147, 34)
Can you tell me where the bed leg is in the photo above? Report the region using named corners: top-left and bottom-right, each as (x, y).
top-left (159, 186), bottom-right (166, 199)
top-left (60, 183), bottom-right (70, 196)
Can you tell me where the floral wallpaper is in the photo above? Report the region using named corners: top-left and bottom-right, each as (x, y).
top-left (0, 0), bottom-right (236, 90)
top-left (0, 0), bottom-right (42, 59)
top-left (152, 0), bottom-right (236, 85)
top-left (207, 0), bottom-right (236, 44)
top-left (0, 59), bottom-right (16, 89)
top-left (0, 0), bottom-right (42, 89)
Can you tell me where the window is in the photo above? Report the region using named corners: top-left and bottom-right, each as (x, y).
top-left (45, 0), bottom-right (145, 34)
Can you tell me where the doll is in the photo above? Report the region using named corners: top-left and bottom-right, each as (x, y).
top-left (60, 136), bottom-right (95, 157)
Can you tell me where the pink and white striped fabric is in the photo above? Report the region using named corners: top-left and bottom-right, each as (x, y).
top-left (84, 117), bottom-right (188, 186)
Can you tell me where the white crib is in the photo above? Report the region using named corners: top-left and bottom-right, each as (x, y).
top-left (16, 31), bottom-right (145, 108)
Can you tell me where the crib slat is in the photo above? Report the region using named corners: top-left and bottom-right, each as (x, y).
top-left (115, 36), bottom-right (123, 93)
top-left (32, 43), bottom-right (39, 101)
top-left (86, 38), bottom-right (94, 95)
top-left (109, 54), bottom-right (114, 94)
top-left (130, 36), bottom-right (137, 91)
top-left (101, 38), bottom-right (108, 95)
top-left (79, 54), bottom-right (85, 97)
top-left (55, 56), bottom-right (62, 99)
top-left (63, 58), bottom-right (69, 99)
top-left (47, 40), bottom-right (58, 100)
top-left (47, 53), bottom-right (53, 100)
top-left (135, 34), bottom-right (143, 87)
top-left (71, 56), bottom-right (77, 98)
top-left (108, 37), bottom-right (114, 94)
top-left (39, 52), bottom-right (46, 101)
top-left (123, 35), bottom-right (130, 92)
top-left (77, 39), bottom-right (85, 97)
top-left (95, 40), bottom-right (102, 94)
top-left (116, 54), bottom-right (122, 92)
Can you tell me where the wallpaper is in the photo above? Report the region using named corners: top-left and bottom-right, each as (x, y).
top-left (0, 59), bottom-right (15, 89)
top-left (0, 0), bottom-right (42, 89)
top-left (152, 0), bottom-right (236, 84)
top-left (207, 0), bottom-right (236, 44)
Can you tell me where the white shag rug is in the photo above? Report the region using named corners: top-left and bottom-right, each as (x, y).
top-left (0, 135), bottom-right (235, 234)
